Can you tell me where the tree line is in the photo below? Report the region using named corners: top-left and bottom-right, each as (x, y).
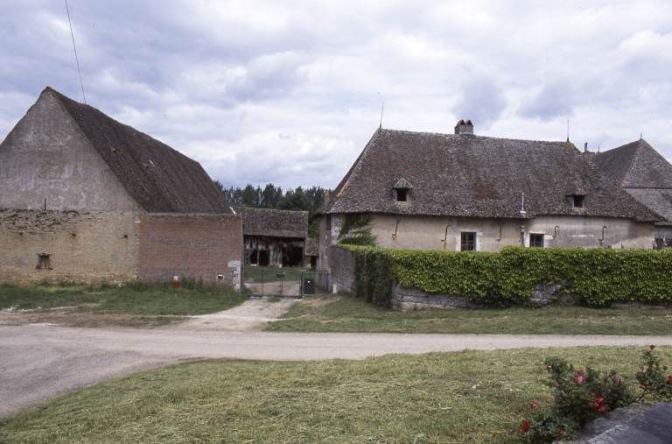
top-left (214, 182), bottom-right (325, 235)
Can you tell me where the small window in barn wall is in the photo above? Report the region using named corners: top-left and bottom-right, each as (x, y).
top-left (395, 188), bottom-right (408, 202)
top-left (36, 253), bottom-right (52, 270)
top-left (529, 233), bottom-right (545, 248)
top-left (460, 232), bottom-right (476, 251)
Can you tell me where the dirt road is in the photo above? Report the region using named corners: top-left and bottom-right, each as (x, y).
top-left (2, 322), bottom-right (672, 418)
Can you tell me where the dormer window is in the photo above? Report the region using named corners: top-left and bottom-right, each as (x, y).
top-left (393, 178), bottom-right (413, 203)
top-left (569, 194), bottom-right (585, 209)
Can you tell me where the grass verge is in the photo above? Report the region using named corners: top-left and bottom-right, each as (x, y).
top-left (1, 346), bottom-right (670, 443)
top-left (0, 283), bottom-right (247, 326)
top-left (266, 295), bottom-right (672, 335)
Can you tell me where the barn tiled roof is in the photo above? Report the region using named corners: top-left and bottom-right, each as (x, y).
top-left (45, 87), bottom-right (232, 214)
top-left (242, 207), bottom-right (308, 238)
top-left (595, 139), bottom-right (672, 223)
top-left (595, 139), bottom-right (672, 189)
top-left (327, 128), bottom-right (660, 222)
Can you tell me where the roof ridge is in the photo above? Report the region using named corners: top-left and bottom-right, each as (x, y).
top-left (380, 127), bottom-right (568, 146)
top-left (40, 86), bottom-right (231, 213)
top-left (620, 139), bottom-right (643, 186)
top-left (46, 87), bottom-right (200, 166)
top-left (330, 127), bottom-right (381, 201)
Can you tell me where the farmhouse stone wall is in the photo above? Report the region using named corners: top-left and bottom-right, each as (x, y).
top-left (0, 209), bottom-right (141, 284)
top-left (138, 213), bottom-right (243, 289)
top-left (367, 214), bottom-right (655, 251)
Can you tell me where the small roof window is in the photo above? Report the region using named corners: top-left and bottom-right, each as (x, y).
top-left (568, 194), bottom-right (585, 209)
top-left (393, 178), bottom-right (413, 202)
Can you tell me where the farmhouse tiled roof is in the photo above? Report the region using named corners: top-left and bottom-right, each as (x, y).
top-left (242, 207), bottom-right (308, 239)
top-left (595, 139), bottom-right (672, 223)
top-left (595, 139), bottom-right (672, 189)
top-left (44, 87), bottom-right (232, 214)
top-left (327, 128), bottom-right (660, 222)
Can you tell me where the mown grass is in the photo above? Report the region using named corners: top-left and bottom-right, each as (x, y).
top-left (0, 283), bottom-right (246, 316)
top-left (266, 295), bottom-right (672, 335)
top-left (1, 346), bottom-right (670, 443)
top-left (244, 265), bottom-right (314, 284)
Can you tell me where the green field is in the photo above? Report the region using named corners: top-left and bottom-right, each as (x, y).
top-left (0, 283), bottom-right (246, 322)
top-left (266, 295), bottom-right (672, 335)
top-left (1, 346), bottom-right (670, 443)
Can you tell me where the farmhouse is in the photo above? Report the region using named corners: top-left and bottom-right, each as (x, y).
top-left (595, 139), bottom-right (672, 247)
top-left (242, 207), bottom-right (308, 267)
top-left (318, 120), bottom-right (662, 270)
top-left (0, 87), bottom-right (243, 288)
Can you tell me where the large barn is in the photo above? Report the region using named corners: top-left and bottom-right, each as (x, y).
top-left (0, 87), bottom-right (243, 289)
top-left (319, 121), bottom-right (662, 271)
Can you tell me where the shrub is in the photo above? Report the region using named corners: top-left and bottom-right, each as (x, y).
top-left (353, 247), bottom-right (393, 308)
top-left (635, 345), bottom-right (672, 402)
top-left (518, 347), bottom-right (672, 443)
top-left (344, 246), bottom-right (672, 307)
top-left (338, 214), bottom-right (377, 246)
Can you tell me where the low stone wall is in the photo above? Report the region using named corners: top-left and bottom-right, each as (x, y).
top-left (327, 246), bottom-right (356, 294)
top-left (392, 285), bottom-right (477, 310)
top-left (392, 283), bottom-right (575, 311)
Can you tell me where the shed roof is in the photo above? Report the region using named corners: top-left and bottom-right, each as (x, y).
top-left (242, 207), bottom-right (308, 238)
top-left (44, 87), bottom-right (232, 214)
top-left (327, 128), bottom-right (659, 222)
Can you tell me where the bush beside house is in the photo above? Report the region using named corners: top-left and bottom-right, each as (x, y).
top-left (348, 246), bottom-right (672, 308)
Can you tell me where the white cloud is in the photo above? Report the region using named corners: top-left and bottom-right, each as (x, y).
top-left (1, 0), bottom-right (672, 185)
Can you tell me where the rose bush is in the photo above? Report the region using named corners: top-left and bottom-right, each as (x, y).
top-left (518, 347), bottom-right (672, 443)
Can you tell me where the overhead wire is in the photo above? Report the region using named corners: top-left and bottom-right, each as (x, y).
top-left (65, 0), bottom-right (87, 103)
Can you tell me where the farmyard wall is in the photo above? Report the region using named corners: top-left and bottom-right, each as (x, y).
top-left (138, 213), bottom-right (243, 289)
top-left (0, 209), bottom-right (140, 284)
top-left (327, 245), bottom-right (356, 293)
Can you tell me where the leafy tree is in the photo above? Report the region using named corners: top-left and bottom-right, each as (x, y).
top-left (213, 181), bottom-right (326, 237)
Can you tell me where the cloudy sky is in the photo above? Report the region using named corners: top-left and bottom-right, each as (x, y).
top-left (1, 0), bottom-right (671, 189)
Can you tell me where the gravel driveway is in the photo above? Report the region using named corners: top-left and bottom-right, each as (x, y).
top-left (2, 323), bottom-right (672, 418)
top-left (174, 297), bottom-right (296, 330)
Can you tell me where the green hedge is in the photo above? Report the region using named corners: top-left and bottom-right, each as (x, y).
top-left (347, 246), bottom-right (672, 307)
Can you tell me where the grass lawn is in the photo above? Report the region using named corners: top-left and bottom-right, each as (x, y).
top-left (244, 265), bottom-right (314, 284)
top-left (0, 283), bottom-right (246, 326)
top-left (1, 346), bottom-right (670, 443)
top-left (266, 295), bottom-right (672, 335)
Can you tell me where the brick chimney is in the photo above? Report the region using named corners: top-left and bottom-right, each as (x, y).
top-left (454, 119), bottom-right (474, 135)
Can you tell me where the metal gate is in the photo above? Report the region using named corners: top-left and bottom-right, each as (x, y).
top-left (244, 265), bottom-right (317, 297)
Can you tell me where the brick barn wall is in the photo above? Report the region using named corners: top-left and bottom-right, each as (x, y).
top-left (0, 209), bottom-right (141, 285)
top-left (138, 213), bottom-right (243, 290)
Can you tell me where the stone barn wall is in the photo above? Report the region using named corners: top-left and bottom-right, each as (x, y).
top-left (138, 213), bottom-right (243, 289)
top-left (0, 209), bottom-right (140, 285)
